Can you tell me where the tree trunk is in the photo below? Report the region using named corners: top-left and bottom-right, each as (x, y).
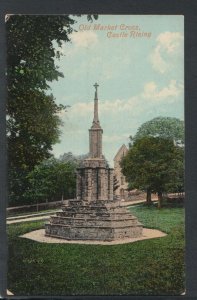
top-left (146, 189), bottom-right (152, 205)
top-left (157, 191), bottom-right (163, 209)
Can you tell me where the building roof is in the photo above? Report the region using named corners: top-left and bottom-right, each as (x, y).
top-left (113, 144), bottom-right (128, 161)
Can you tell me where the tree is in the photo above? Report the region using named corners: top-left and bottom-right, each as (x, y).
top-left (59, 152), bottom-right (89, 166)
top-left (6, 16), bottom-right (74, 162)
top-left (133, 117), bottom-right (184, 146)
top-left (24, 158), bottom-right (76, 205)
top-left (121, 136), bottom-right (184, 208)
top-left (6, 15), bottom-right (97, 205)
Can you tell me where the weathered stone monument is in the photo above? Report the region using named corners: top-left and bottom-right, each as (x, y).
top-left (45, 84), bottom-right (143, 241)
top-left (76, 83), bottom-right (114, 202)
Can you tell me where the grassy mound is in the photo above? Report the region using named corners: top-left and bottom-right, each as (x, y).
top-left (7, 206), bottom-right (185, 296)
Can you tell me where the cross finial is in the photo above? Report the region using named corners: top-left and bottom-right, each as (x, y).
top-left (94, 82), bottom-right (99, 93)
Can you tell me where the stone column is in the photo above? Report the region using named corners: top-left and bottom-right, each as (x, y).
top-left (98, 168), bottom-right (103, 200)
top-left (90, 168), bottom-right (97, 201)
top-left (87, 168), bottom-right (92, 202)
top-left (97, 168), bottom-right (102, 200)
top-left (108, 168), bottom-right (114, 200)
top-left (81, 169), bottom-right (86, 201)
top-left (99, 168), bottom-right (108, 200)
top-left (89, 128), bottom-right (103, 158)
top-left (76, 169), bottom-right (82, 200)
top-left (83, 169), bottom-right (89, 202)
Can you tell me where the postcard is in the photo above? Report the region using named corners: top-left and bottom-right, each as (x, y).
top-left (6, 14), bottom-right (184, 296)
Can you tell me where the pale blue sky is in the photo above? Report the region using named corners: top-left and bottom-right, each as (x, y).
top-left (49, 15), bottom-right (184, 166)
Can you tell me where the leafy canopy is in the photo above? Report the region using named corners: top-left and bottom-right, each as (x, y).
top-left (6, 15), bottom-right (97, 205)
top-left (132, 117), bottom-right (184, 145)
top-left (7, 15), bottom-right (78, 171)
top-left (24, 158), bottom-right (77, 204)
top-left (121, 136), bottom-right (184, 196)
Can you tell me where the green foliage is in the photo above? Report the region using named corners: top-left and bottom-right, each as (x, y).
top-left (6, 15), bottom-right (74, 204)
top-left (121, 136), bottom-right (184, 204)
top-left (133, 117), bottom-right (184, 145)
top-left (23, 158), bottom-right (76, 204)
top-left (8, 152), bottom-right (89, 207)
top-left (7, 91), bottom-right (64, 171)
top-left (59, 152), bottom-right (89, 166)
top-left (6, 15), bottom-right (97, 205)
top-left (7, 207), bottom-right (185, 295)
top-left (6, 16), bottom-right (74, 161)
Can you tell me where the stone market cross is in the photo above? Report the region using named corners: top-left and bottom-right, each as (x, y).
top-left (45, 84), bottom-right (143, 241)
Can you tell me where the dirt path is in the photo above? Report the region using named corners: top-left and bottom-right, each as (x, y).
top-left (20, 228), bottom-right (166, 245)
top-left (7, 214), bottom-right (57, 224)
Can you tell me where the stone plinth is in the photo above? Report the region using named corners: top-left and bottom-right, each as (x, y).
top-left (45, 199), bottom-right (143, 241)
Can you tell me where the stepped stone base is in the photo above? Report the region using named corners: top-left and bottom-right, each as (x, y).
top-left (45, 199), bottom-right (143, 241)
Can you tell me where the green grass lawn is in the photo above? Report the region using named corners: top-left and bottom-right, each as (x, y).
top-left (7, 206), bottom-right (185, 296)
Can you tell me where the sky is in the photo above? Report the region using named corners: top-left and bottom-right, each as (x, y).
top-left (49, 15), bottom-right (184, 166)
